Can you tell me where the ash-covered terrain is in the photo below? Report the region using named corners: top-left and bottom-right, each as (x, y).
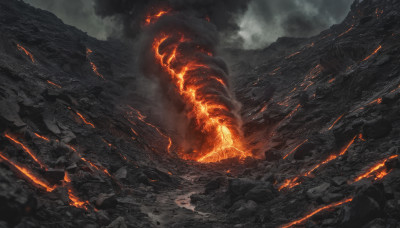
top-left (1, 0), bottom-right (400, 227)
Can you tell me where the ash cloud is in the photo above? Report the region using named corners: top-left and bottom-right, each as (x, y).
top-left (239, 0), bottom-right (353, 49)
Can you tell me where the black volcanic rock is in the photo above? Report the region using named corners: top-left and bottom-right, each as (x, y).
top-left (363, 118), bottom-right (392, 139)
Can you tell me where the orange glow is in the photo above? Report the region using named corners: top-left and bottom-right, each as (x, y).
top-left (328, 78), bottom-right (336, 83)
top-left (269, 67), bottom-right (281, 75)
top-left (375, 8), bottom-right (383, 18)
top-left (80, 157), bottom-right (111, 177)
top-left (352, 155), bottom-right (398, 183)
top-left (0, 152), bottom-right (55, 192)
top-left (337, 25), bottom-right (354, 38)
top-left (47, 80), bottom-right (62, 88)
top-left (130, 128), bottom-right (138, 136)
top-left (328, 114), bottom-right (344, 130)
top-left (17, 44), bottom-right (35, 63)
top-left (368, 97), bottom-right (382, 105)
top-left (279, 136), bottom-right (356, 190)
top-left (144, 8), bottom-right (171, 25)
top-left (34, 133), bottom-right (50, 141)
top-left (101, 138), bottom-right (112, 147)
top-left (86, 48), bottom-right (104, 79)
top-left (4, 134), bottom-right (47, 169)
top-left (64, 172), bottom-right (89, 210)
top-left (358, 133), bottom-right (366, 141)
top-left (285, 51), bottom-right (300, 59)
top-left (283, 139), bottom-right (308, 160)
top-left (75, 112), bottom-right (95, 128)
top-left (280, 198), bottom-right (353, 228)
top-left (152, 33), bottom-right (250, 163)
top-left (363, 45), bottom-right (382, 61)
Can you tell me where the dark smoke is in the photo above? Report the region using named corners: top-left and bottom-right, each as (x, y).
top-left (93, 0), bottom-right (250, 39)
top-left (239, 0), bottom-right (353, 49)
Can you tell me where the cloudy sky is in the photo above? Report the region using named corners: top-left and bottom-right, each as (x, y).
top-left (23, 0), bottom-right (353, 49)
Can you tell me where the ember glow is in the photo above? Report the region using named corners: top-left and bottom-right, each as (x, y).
top-left (64, 172), bottom-right (89, 210)
top-left (328, 114), bottom-right (344, 130)
top-left (5, 133), bottom-right (47, 169)
top-left (283, 139), bottom-right (308, 160)
top-left (34, 133), bottom-right (50, 141)
top-left (285, 51), bottom-right (301, 59)
top-left (144, 8), bottom-right (171, 25)
top-left (17, 43), bottom-right (35, 63)
top-left (352, 154), bottom-right (398, 183)
top-left (47, 80), bottom-right (62, 88)
top-left (280, 198), bottom-right (353, 228)
top-left (75, 112), bottom-right (95, 128)
top-left (363, 45), bottom-right (382, 61)
top-left (86, 48), bottom-right (104, 79)
top-left (0, 152), bottom-right (55, 192)
top-left (337, 25), bottom-right (354, 38)
top-left (150, 32), bottom-right (250, 163)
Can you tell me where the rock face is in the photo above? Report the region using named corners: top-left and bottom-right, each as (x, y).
top-left (0, 0), bottom-right (400, 227)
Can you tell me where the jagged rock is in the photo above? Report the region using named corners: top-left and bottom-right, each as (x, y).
top-left (244, 183), bottom-right (273, 203)
top-left (332, 176), bottom-right (347, 186)
top-left (95, 194), bottom-right (118, 210)
top-left (233, 200), bottom-right (258, 218)
top-left (306, 182), bottom-right (330, 200)
top-left (115, 167), bottom-right (127, 180)
top-left (204, 177), bottom-right (225, 194)
top-left (43, 168), bottom-right (65, 185)
top-left (264, 149), bottom-right (282, 161)
top-left (229, 178), bottom-right (257, 196)
top-left (106, 217), bottom-right (127, 228)
top-left (362, 119), bottom-right (392, 139)
top-left (363, 218), bottom-right (386, 228)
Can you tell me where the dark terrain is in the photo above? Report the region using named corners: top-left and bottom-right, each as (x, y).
top-left (1, 0), bottom-right (400, 227)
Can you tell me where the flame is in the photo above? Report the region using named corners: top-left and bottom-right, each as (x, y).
top-left (34, 133), bottom-right (50, 141)
top-left (4, 133), bottom-right (47, 169)
top-left (280, 198), bottom-right (353, 228)
top-left (152, 33), bottom-right (250, 163)
top-left (47, 80), bottom-right (62, 88)
top-left (17, 44), bottom-right (35, 63)
top-left (283, 139), bottom-right (309, 160)
top-left (75, 112), bottom-right (95, 128)
top-left (278, 177), bottom-right (301, 191)
top-left (328, 114), bottom-right (344, 130)
top-left (86, 48), bottom-right (104, 79)
top-left (352, 155), bottom-right (398, 183)
top-left (144, 8), bottom-right (171, 26)
top-left (0, 152), bottom-right (55, 192)
top-left (363, 45), bottom-right (382, 61)
top-left (64, 172), bottom-right (89, 210)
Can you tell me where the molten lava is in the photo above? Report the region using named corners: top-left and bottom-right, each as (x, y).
top-left (4, 133), bottom-right (47, 170)
top-left (47, 80), bottom-right (62, 89)
top-left (363, 45), bottom-right (382, 61)
top-left (280, 198), bottom-right (353, 228)
top-left (337, 25), bottom-right (354, 38)
top-left (285, 51), bottom-right (301, 59)
top-left (328, 114), bottom-right (344, 130)
top-left (64, 172), bottom-right (89, 210)
top-left (75, 112), bottom-right (95, 128)
top-left (86, 48), bottom-right (104, 79)
top-left (144, 8), bottom-right (171, 26)
top-left (352, 154), bottom-right (398, 183)
top-left (283, 139), bottom-right (308, 160)
top-left (150, 33), bottom-right (250, 163)
top-left (34, 133), bottom-right (50, 141)
top-left (17, 43), bottom-right (35, 63)
top-left (0, 152), bottom-right (55, 192)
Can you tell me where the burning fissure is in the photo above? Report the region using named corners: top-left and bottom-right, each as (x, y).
top-left (141, 9), bottom-right (253, 163)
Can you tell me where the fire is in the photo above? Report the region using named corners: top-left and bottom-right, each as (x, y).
top-left (283, 139), bottom-right (308, 160)
top-left (75, 112), bottom-right (95, 128)
top-left (285, 51), bottom-right (301, 59)
top-left (352, 155), bottom-right (398, 183)
top-left (64, 172), bottom-right (89, 210)
top-left (363, 45), bottom-right (382, 61)
top-left (127, 106), bottom-right (172, 153)
top-left (86, 48), bottom-right (104, 79)
top-left (337, 25), bottom-right (354, 38)
top-left (280, 198), bottom-right (353, 228)
top-left (328, 114), bottom-right (344, 130)
top-left (279, 136), bottom-right (356, 191)
top-left (17, 44), bottom-right (35, 63)
top-left (152, 33), bottom-right (250, 163)
top-left (4, 133), bottom-right (47, 170)
top-left (144, 8), bottom-right (171, 26)
top-left (34, 133), bottom-right (50, 141)
top-left (0, 152), bottom-right (55, 192)
top-left (47, 80), bottom-right (62, 88)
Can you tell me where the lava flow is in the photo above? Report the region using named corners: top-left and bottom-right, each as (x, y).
top-left (363, 45), bottom-right (382, 61)
top-left (352, 154), bottom-right (398, 183)
top-left (17, 43), bottom-right (35, 63)
top-left (86, 48), bottom-right (104, 79)
top-left (0, 152), bottom-right (55, 192)
top-left (144, 10), bottom-right (251, 163)
top-left (280, 198), bottom-right (353, 228)
top-left (64, 172), bottom-right (90, 210)
top-left (4, 133), bottom-right (47, 170)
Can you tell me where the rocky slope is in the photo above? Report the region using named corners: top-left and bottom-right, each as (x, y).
top-left (0, 0), bottom-right (400, 227)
